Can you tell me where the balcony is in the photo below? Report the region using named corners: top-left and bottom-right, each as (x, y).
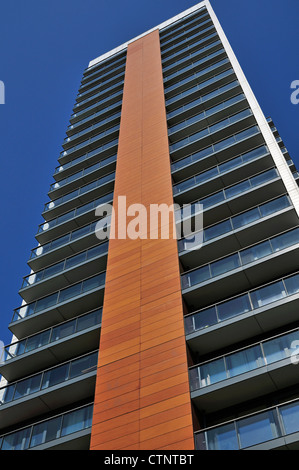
top-left (195, 397), bottom-right (299, 450)
top-left (50, 154), bottom-right (117, 198)
top-left (9, 272), bottom-right (106, 338)
top-left (190, 328), bottom-right (299, 413)
top-left (43, 172), bottom-right (115, 221)
top-left (173, 145), bottom-right (273, 204)
top-left (36, 191), bottom-right (113, 245)
top-left (0, 403), bottom-right (93, 450)
top-left (181, 226), bottom-right (299, 311)
top-left (160, 7), bottom-right (208, 43)
top-left (160, 15), bottom-right (212, 51)
top-left (179, 195), bottom-right (295, 270)
top-left (19, 241), bottom-right (108, 303)
top-left (185, 272), bottom-right (299, 356)
top-left (0, 308), bottom-right (102, 382)
top-left (0, 352), bottom-right (97, 430)
top-left (28, 216), bottom-right (110, 271)
top-left (73, 79), bottom-right (124, 115)
top-left (69, 89), bottom-right (123, 126)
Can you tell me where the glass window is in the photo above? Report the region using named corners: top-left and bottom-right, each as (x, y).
top-left (30, 416), bottom-right (62, 448)
top-left (35, 292), bottom-right (58, 313)
top-left (204, 219), bottom-right (232, 242)
top-left (225, 180), bottom-right (251, 199)
top-left (237, 411), bottom-right (280, 448)
top-left (51, 320), bottom-right (76, 342)
top-left (199, 358), bottom-right (227, 387)
top-left (58, 283), bottom-right (82, 303)
top-left (240, 240), bottom-right (272, 265)
top-left (14, 374), bottom-right (42, 400)
top-left (270, 228), bottom-right (299, 252)
top-left (61, 406), bottom-right (93, 437)
top-left (226, 345), bottom-right (264, 378)
top-left (2, 384), bottom-right (15, 404)
top-left (69, 353), bottom-right (97, 379)
top-left (284, 274), bottom-right (299, 296)
top-left (210, 253), bottom-right (240, 278)
top-left (232, 208), bottom-right (260, 230)
top-left (259, 196), bottom-right (290, 217)
top-left (217, 294), bottom-right (251, 322)
top-left (263, 330), bottom-right (299, 365)
top-left (189, 367), bottom-right (200, 392)
top-left (41, 364), bottom-right (69, 389)
top-left (2, 428), bottom-right (31, 450)
top-left (280, 402), bottom-right (299, 435)
top-left (250, 280), bottom-right (286, 309)
top-left (77, 309), bottom-right (102, 331)
top-left (205, 423), bottom-right (239, 450)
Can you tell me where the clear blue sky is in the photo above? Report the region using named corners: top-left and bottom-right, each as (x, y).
top-left (0, 0), bottom-right (298, 347)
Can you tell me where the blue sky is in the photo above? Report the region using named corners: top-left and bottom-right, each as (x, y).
top-left (0, 0), bottom-right (298, 347)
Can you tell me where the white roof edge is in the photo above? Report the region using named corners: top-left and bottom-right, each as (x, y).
top-left (88, 1), bottom-right (209, 68)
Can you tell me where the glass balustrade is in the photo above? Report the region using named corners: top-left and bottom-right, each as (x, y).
top-left (173, 145), bottom-right (269, 196)
top-left (181, 226), bottom-right (299, 291)
top-left (22, 241), bottom-right (108, 289)
top-left (81, 54), bottom-right (126, 84)
top-left (161, 15), bottom-right (211, 48)
top-left (195, 398), bottom-right (299, 450)
top-left (165, 69), bottom-right (235, 107)
top-left (162, 27), bottom-right (216, 64)
top-left (50, 154), bottom-right (117, 191)
top-left (170, 108), bottom-right (252, 153)
top-left (66, 99), bottom-right (122, 133)
top-left (0, 403), bottom-right (93, 450)
top-left (164, 48), bottom-right (226, 84)
top-left (4, 308), bottom-right (102, 361)
top-left (190, 328), bottom-right (299, 392)
top-left (71, 89), bottom-right (122, 120)
top-left (45, 172), bottom-right (115, 212)
top-left (60, 124), bottom-right (119, 159)
top-left (164, 58), bottom-right (230, 94)
top-left (75, 78), bottom-right (124, 109)
top-left (160, 9), bottom-right (208, 42)
top-left (169, 92), bottom-right (245, 137)
top-left (185, 271), bottom-right (299, 335)
top-left (163, 39), bottom-right (222, 76)
top-left (12, 272), bottom-right (106, 323)
top-left (37, 191), bottom-right (113, 233)
top-left (63, 111), bottom-right (121, 146)
top-left (167, 78), bottom-right (239, 119)
top-left (171, 125), bottom-right (260, 172)
top-left (0, 351), bottom-right (98, 406)
top-left (179, 194), bottom-right (290, 253)
top-left (80, 61), bottom-right (125, 91)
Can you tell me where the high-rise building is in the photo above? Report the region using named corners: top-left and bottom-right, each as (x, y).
top-left (1, 0), bottom-right (299, 451)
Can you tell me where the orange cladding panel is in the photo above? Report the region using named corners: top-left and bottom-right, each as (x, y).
top-left (90, 30), bottom-right (194, 450)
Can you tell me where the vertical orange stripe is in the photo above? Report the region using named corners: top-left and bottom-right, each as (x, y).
top-left (90, 30), bottom-right (194, 450)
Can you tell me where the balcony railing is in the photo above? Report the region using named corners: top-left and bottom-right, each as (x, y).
top-left (164, 57), bottom-right (230, 95)
top-left (162, 28), bottom-right (217, 65)
top-left (185, 270), bottom-right (299, 335)
top-left (165, 68), bottom-right (234, 107)
top-left (170, 93), bottom-right (246, 141)
top-left (181, 226), bottom-right (299, 291)
top-left (0, 403), bottom-right (93, 450)
top-left (179, 194), bottom-right (291, 254)
top-left (22, 241), bottom-right (108, 289)
top-left (195, 397), bottom-right (299, 450)
top-left (12, 272), bottom-right (106, 323)
top-left (160, 8), bottom-right (208, 43)
top-left (167, 78), bottom-right (239, 120)
top-left (0, 351), bottom-right (98, 406)
top-left (169, 108), bottom-right (252, 154)
top-left (50, 154), bottom-right (117, 192)
top-left (190, 327), bottom-right (299, 392)
top-left (4, 308), bottom-right (102, 361)
top-left (44, 172), bottom-right (115, 212)
top-left (171, 125), bottom-right (261, 173)
top-left (161, 15), bottom-right (211, 48)
top-left (66, 99), bottom-right (122, 133)
top-left (37, 191), bottom-right (113, 234)
top-left (173, 145), bottom-right (269, 196)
